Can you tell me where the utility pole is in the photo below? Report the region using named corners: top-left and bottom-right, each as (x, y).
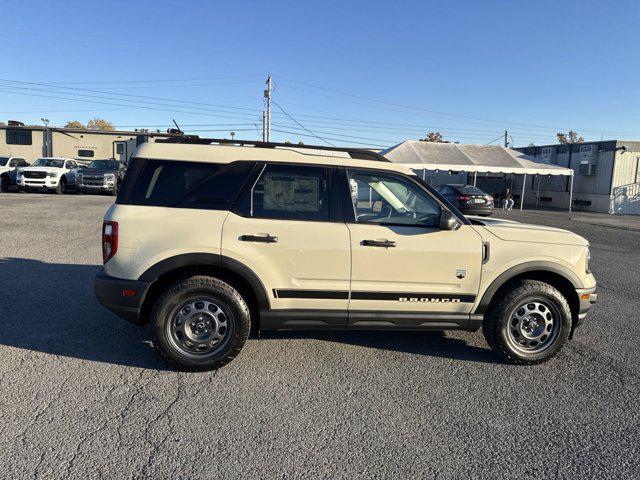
top-left (262, 111), bottom-right (266, 142)
top-left (504, 130), bottom-right (508, 148)
top-left (264, 75), bottom-right (272, 142)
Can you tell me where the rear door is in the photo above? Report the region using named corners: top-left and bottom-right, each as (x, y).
top-left (343, 169), bottom-right (483, 328)
top-left (222, 163), bottom-right (351, 329)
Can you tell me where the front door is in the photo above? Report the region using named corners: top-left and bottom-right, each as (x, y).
top-left (344, 168), bottom-right (483, 328)
top-left (222, 163), bottom-right (351, 329)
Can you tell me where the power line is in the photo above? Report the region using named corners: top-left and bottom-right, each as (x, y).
top-left (271, 100), bottom-right (335, 147)
top-left (276, 76), bottom-right (631, 136)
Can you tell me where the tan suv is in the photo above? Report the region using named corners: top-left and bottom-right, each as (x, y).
top-left (94, 138), bottom-right (597, 370)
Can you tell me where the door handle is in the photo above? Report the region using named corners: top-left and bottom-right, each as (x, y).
top-left (362, 239), bottom-right (396, 248)
top-left (240, 234), bottom-right (278, 243)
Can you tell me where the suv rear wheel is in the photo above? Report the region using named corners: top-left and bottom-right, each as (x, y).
top-left (482, 280), bottom-right (571, 365)
top-left (151, 275), bottom-right (251, 370)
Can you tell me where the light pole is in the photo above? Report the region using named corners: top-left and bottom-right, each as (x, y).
top-left (41, 118), bottom-right (49, 126)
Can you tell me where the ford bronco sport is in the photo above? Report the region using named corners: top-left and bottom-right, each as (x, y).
top-left (94, 138), bottom-right (597, 370)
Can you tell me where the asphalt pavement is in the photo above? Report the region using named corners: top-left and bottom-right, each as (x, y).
top-left (0, 193), bottom-right (638, 479)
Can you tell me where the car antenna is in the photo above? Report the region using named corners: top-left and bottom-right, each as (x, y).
top-left (172, 119), bottom-right (184, 135)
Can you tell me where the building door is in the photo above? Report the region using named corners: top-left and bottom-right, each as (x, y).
top-left (113, 141), bottom-right (127, 163)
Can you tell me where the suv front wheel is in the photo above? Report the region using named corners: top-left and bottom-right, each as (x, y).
top-left (151, 276), bottom-right (251, 370)
top-left (482, 280), bottom-right (572, 365)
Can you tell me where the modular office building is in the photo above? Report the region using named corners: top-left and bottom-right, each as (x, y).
top-left (0, 122), bottom-right (174, 164)
top-left (516, 141), bottom-right (640, 215)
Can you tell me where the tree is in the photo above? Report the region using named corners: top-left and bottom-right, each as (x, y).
top-left (556, 130), bottom-right (584, 144)
top-left (87, 118), bottom-right (115, 131)
top-left (64, 120), bottom-right (85, 129)
top-left (420, 131), bottom-right (445, 143)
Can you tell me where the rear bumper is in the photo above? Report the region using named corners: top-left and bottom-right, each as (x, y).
top-left (461, 206), bottom-right (494, 215)
top-left (94, 270), bottom-right (151, 325)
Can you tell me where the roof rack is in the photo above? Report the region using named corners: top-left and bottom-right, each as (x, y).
top-left (155, 135), bottom-right (390, 162)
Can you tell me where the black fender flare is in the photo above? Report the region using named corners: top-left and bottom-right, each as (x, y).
top-left (474, 261), bottom-right (583, 315)
top-left (139, 253), bottom-right (270, 309)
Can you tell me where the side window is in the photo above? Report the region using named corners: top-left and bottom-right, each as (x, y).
top-left (19, 159), bottom-right (28, 166)
top-left (176, 161), bottom-right (255, 209)
top-left (347, 170), bottom-right (441, 228)
top-left (128, 160), bottom-right (222, 207)
top-left (246, 164), bottom-right (329, 221)
top-left (66, 160), bottom-right (77, 169)
top-left (9, 159), bottom-right (18, 167)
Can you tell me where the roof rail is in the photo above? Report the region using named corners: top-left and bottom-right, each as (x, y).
top-left (155, 136), bottom-right (389, 162)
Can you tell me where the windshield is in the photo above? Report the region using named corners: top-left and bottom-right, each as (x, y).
top-left (32, 158), bottom-right (64, 168)
top-left (0, 157), bottom-right (9, 166)
top-left (87, 160), bottom-right (119, 170)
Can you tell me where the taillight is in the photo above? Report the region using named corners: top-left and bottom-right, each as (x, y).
top-left (102, 221), bottom-right (118, 264)
top-left (457, 195), bottom-right (470, 201)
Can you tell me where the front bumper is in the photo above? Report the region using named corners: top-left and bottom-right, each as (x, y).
top-left (573, 286), bottom-right (597, 333)
top-left (94, 270), bottom-right (151, 325)
top-left (18, 177), bottom-right (60, 189)
top-left (79, 178), bottom-right (116, 190)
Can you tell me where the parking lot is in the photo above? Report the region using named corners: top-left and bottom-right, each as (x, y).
top-left (0, 193), bottom-right (638, 479)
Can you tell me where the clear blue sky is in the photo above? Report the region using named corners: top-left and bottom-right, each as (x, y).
top-left (1, 0), bottom-right (638, 147)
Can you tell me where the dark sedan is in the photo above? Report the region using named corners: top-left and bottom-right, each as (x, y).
top-left (435, 184), bottom-right (494, 216)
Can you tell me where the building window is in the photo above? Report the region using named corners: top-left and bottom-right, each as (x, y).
top-left (6, 129), bottom-right (32, 145)
top-left (78, 149), bottom-right (95, 158)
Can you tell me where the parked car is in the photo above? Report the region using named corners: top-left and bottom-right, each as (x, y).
top-left (435, 184), bottom-right (494, 216)
top-left (0, 156), bottom-right (30, 193)
top-left (77, 159), bottom-right (127, 196)
top-left (94, 138), bottom-right (596, 371)
top-left (17, 157), bottom-right (80, 194)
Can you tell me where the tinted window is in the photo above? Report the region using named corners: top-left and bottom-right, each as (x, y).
top-left (0, 157), bottom-right (8, 166)
top-left (124, 159), bottom-right (254, 208)
top-left (128, 160), bottom-right (221, 206)
top-left (348, 170), bottom-right (441, 227)
top-left (78, 149), bottom-right (95, 158)
top-left (247, 164), bottom-right (329, 221)
top-left (177, 161), bottom-right (255, 209)
top-left (6, 129), bottom-right (32, 145)
top-left (455, 185), bottom-right (486, 195)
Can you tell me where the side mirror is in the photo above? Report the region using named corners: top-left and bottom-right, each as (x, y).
top-left (439, 210), bottom-right (461, 231)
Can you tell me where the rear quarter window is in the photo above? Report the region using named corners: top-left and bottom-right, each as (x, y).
top-left (117, 158), bottom-right (255, 209)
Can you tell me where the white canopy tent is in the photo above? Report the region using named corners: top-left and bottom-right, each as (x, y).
top-left (381, 141), bottom-right (575, 211)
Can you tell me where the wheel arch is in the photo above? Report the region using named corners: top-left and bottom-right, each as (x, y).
top-left (138, 253), bottom-right (269, 328)
top-left (475, 262), bottom-right (581, 321)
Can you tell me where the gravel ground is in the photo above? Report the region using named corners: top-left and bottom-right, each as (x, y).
top-left (0, 193), bottom-right (638, 479)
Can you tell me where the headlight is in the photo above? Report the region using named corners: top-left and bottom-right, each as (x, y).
top-left (104, 174), bottom-right (116, 182)
top-left (46, 172), bottom-right (58, 178)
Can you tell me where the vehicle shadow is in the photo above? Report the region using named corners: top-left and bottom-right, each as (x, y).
top-left (0, 257), bottom-right (168, 370)
top-left (259, 330), bottom-right (498, 364)
top-left (0, 257), bottom-right (497, 368)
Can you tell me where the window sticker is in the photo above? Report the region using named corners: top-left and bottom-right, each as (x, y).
top-left (263, 174), bottom-right (320, 212)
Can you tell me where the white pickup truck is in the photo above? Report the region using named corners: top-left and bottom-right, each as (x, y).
top-left (0, 156), bottom-right (30, 193)
top-left (17, 157), bottom-right (81, 194)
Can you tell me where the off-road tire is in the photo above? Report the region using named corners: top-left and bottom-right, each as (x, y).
top-left (0, 175), bottom-right (8, 193)
top-left (482, 280), bottom-right (572, 365)
top-left (55, 177), bottom-right (67, 195)
top-left (151, 275), bottom-right (251, 371)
